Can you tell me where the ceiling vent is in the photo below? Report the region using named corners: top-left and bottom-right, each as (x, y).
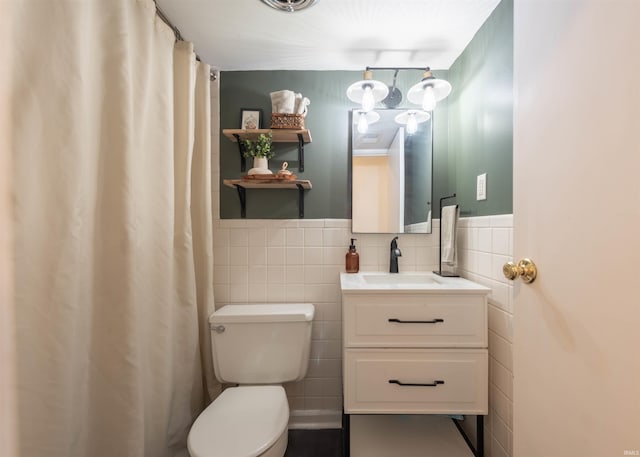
top-left (260, 0), bottom-right (318, 12)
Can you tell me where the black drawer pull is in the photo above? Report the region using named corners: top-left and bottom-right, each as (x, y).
top-left (388, 379), bottom-right (445, 387)
top-left (388, 318), bottom-right (444, 324)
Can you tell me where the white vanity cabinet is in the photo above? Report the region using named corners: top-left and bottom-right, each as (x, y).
top-left (340, 272), bottom-right (490, 456)
top-left (342, 291), bottom-right (488, 414)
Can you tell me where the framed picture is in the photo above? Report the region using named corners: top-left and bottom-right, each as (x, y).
top-left (240, 108), bottom-right (262, 130)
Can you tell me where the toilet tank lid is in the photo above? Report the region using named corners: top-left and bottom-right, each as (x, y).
top-left (210, 303), bottom-right (315, 324)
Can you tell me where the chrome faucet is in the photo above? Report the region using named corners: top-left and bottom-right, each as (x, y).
top-left (390, 236), bottom-right (402, 273)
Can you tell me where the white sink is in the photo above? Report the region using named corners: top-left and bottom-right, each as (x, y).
top-left (340, 272), bottom-right (491, 293)
top-left (360, 273), bottom-right (441, 285)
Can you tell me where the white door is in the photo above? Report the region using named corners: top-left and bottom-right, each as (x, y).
top-left (513, 1), bottom-right (640, 456)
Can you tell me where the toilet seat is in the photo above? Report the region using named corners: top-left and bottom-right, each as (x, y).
top-left (187, 386), bottom-right (289, 457)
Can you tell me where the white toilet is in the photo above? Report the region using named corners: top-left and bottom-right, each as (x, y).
top-left (187, 303), bottom-right (315, 457)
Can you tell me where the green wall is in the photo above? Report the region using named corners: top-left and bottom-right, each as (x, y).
top-left (432, 91), bottom-right (453, 219)
top-left (442, 0), bottom-right (513, 217)
top-left (219, 70), bottom-right (436, 219)
top-left (220, 71), bottom-right (356, 219)
top-left (219, 0), bottom-right (513, 220)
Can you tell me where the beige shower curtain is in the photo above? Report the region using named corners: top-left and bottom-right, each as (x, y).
top-left (10, 1), bottom-right (218, 456)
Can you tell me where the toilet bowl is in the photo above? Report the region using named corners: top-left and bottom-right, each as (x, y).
top-left (187, 303), bottom-right (314, 457)
top-left (188, 386), bottom-right (289, 457)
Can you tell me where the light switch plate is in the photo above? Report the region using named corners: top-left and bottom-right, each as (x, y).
top-left (477, 173), bottom-right (487, 200)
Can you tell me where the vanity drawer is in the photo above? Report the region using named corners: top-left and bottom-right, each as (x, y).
top-left (343, 348), bottom-right (488, 414)
top-left (343, 294), bottom-right (487, 347)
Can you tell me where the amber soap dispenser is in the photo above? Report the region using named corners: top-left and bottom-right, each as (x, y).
top-left (345, 238), bottom-right (359, 273)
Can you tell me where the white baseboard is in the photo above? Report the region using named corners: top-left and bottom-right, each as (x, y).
top-left (288, 409), bottom-right (342, 430)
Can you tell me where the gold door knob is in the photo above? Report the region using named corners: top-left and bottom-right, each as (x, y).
top-left (503, 258), bottom-right (538, 283)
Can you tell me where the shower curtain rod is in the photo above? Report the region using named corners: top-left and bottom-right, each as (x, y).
top-left (154, 2), bottom-right (217, 81)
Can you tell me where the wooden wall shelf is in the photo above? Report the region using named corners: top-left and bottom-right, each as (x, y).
top-left (223, 179), bottom-right (312, 218)
top-left (223, 129), bottom-right (311, 143)
top-left (222, 128), bottom-right (312, 172)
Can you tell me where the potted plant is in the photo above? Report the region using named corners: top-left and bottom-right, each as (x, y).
top-left (242, 132), bottom-right (274, 175)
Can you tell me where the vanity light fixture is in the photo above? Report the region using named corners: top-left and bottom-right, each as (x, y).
top-left (346, 70), bottom-right (389, 112)
top-left (394, 110), bottom-right (430, 135)
top-left (348, 66), bottom-right (451, 115)
top-left (407, 68), bottom-right (452, 111)
top-left (353, 110), bottom-right (380, 134)
top-left (260, 0), bottom-right (318, 12)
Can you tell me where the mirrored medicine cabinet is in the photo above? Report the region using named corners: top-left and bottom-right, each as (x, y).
top-left (350, 109), bottom-right (433, 234)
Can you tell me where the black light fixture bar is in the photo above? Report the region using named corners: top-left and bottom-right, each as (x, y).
top-left (365, 66), bottom-right (430, 72)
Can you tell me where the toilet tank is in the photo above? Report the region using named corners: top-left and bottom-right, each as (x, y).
top-left (209, 303), bottom-right (315, 384)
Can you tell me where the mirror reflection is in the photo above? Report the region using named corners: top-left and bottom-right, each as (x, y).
top-left (351, 109), bottom-right (432, 234)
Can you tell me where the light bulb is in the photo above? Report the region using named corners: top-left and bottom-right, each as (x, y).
top-left (361, 85), bottom-right (375, 112)
top-left (421, 85), bottom-right (436, 111)
top-left (357, 113), bottom-right (369, 134)
top-left (406, 113), bottom-right (418, 134)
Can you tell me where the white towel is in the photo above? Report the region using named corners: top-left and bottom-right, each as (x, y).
top-left (441, 205), bottom-right (458, 265)
top-left (270, 90), bottom-right (296, 114)
top-left (294, 94), bottom-right (310, 116)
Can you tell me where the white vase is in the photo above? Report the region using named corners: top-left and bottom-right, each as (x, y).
top-left (248, 157), bottom-right (273, 175)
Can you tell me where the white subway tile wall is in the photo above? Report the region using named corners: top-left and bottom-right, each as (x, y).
top-left (458, 215), bottom-right (514, 457)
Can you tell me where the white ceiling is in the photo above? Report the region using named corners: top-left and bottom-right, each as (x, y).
top-left (155, 0), bottom-right (501, 71)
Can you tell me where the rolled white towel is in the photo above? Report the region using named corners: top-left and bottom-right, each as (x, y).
top-left (294, 93), bottom-right (302, 113)
top-left (295, 96), bottom-right (310, 116)
top-left (270, 90), bottom-right (296, 114)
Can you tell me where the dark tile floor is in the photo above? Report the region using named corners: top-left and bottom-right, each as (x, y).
top-left (284, 429), bottom-right (343, 457)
